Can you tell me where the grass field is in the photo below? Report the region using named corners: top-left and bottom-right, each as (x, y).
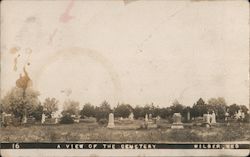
top-left (1, 120), bottom-right (249, 142)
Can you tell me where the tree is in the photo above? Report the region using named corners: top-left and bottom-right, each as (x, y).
top-left (143, 103), bottom-right (155, 115)
top-left (239, 105), bottom-right (249, 115)
top-left (170, 100), bottom-right (185, 115)
top-left (159, 107), bottom-right (171, 119)
top-left (30, 103), bottom-right (43, 121)
top-left (95, 100), bottom-right (111, 121)
top-left (191, 98), bottom-right (207, 118)
top-left (114, 104), bottom-right (132, 118)
top-left (43, 97), bottom-right (59, 118)
top-left (61, 100), bottom-right (80, 116)
top-left (133, 106), bottom-right (144, 119)
top-left (228, 104), bottom-right (240, 117)
top-left (2, 87), bottom-right (40, 122)
top-left (80, 103), bottom-right (96, 118)
top-left (207, 97), bottom-right (227, 120)
top-left (152, 105), bottom-right (161, 117)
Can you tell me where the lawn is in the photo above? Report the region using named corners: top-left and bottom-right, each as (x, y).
top-left (0, 120), bottom-right (249, 142)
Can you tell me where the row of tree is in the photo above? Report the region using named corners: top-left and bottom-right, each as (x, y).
top-left (1, 87), bottom-right (249, 123)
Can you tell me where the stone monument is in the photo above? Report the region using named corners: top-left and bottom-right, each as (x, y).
top-left (149, 114), bottom-right (152, 120)
top-left (41, 113), bottom-right (46, 124)
top-left (55, 117), bottom-right (58, 124)
top-left (211, 111), bottom-right (216, 124)
top-left (107, 113), bottom-right (115, 128)
top-left (145, 114), bottom-right (148, 122)
top-left (129, 112), bottom-right (134, 120)
top-left (171, 113), bottom-right (184, 129)
top-left (22, 115), bottom-right (27, 124)
top-left (203, 114), bottom-right (211, 128)
top-left (187, 111), bottom-right (190, 121)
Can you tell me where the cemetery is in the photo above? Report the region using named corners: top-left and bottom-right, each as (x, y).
top-left (1, 107), bottom-right (249, 142)
top-left (0, 86), bottom-right (249, 142)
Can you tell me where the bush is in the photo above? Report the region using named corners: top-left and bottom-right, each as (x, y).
top-left (243, 114), bottom-right (250, 123)
top-left (98, 118), bottom-right (108, 125)
top-left (60, 114), bottom-right (74, 124)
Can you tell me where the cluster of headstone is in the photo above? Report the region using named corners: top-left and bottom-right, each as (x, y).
top-left (41, 112), bottom-right (61, 125)
top-left (107, 112), bottom-right (159, 129)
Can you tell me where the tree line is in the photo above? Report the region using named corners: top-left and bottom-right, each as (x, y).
top-left (1, 87), bottom-right (249, 124)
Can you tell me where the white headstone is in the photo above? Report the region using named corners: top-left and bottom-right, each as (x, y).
top-left (55, 117), bottom-right (58, 124)
top-left (211, 111), bottom-right (216, 124)
top-left (22, 115), bottom-right (27, 124)
top-left (241, 112), bottom-right (245, 119)
top-left (145, 114), bottom-right (148, 122)
top-left (225, 112), bottom-right (229, 121)
top-left (187, 111), bottom-right (190, 121)
top-left (149, 114), bottom-right (152, 119)
top-left (203, 114), bottom-right (210, 124)
top-left (107, 113), bottom-right (115, 128)
top-left (2, 112), bottom-right (6, 123)
top-left (41, 113), bottom-right (46, 124)
top-left (129, 113), bottom-right (134, 120)
top-left (171, 113), bottom-right (184, 129)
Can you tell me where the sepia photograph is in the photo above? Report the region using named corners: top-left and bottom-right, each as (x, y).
top-left (0, 0), bottom-right (249, 156)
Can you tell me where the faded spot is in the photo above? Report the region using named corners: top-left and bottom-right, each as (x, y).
top-left (9, 46), bottom-right (20, 55)
top-left (16, 67), bottom-right (33, 90)
top-left (25, 16), bottom-right (36, 23)
top-left (60, 0), bottom-right (75, 23)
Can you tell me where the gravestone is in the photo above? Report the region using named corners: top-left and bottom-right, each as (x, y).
top-left (187, 111), bottom-right (190, 121)
top-left (145, 114), bottom-right (148, 122)
top-left (129, 113), bottom-right (134, 120)
top-left (1, 112), bottom-right (6, 124)
top-left (149, 114), bottom-right (152, 120)
top-left (203, 114), bottom-right (211, 128)
top-left (22, 115), bottom-right (27, 124)
top-left (211, 111), bottom-right (216, 124)
top-left (171, 113), bottom-right (184, 129)
top-left (41, 113), bottom-right (46, 124)
top-left (107, 113), bottom-right (115, 128)
top-left (55, 117), bottom-right (59, 124)
top-left (242, 112), bottom-right (245, 119)
top-left (225, 112), bottom-right (229, 121)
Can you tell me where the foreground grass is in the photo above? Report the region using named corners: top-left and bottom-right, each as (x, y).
top-left (0, 120), bottom-right (249, 142)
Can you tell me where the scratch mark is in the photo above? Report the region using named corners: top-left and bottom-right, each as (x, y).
top-left (48, 28), bottom-right (58, 44)
top-left (60, 0), bottom-right (75, 23)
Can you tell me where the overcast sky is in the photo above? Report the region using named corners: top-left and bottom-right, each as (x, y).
top-left (1, 0), bottom-right (249, 109)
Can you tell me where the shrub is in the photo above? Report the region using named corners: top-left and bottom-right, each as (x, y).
top-left (98, 118), bottom-right (108, 125)
top-left (60, 114), bottom-right (74, 124)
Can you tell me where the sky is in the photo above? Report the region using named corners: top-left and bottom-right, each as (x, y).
top-left (1, 0), bottom-right (249, 109)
